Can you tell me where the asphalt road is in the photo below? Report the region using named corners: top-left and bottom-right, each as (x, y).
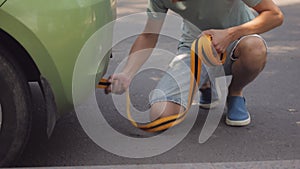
top-left (16, 0), bottom-right (300, 167)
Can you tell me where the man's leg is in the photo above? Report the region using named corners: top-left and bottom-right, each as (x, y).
top-left (149, 51), bottom-right (193, 121)
top-left (150, 101), bottom-right (183, 121)
top-left (226, 35), bottom-right (267, 126)
top-left (229, 36), bottom-right (267, 96)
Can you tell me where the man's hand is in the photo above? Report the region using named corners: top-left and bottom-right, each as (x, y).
top-left (105, 73), bottom-right (131, 95)
top-left (202, 0), bottom-right (283, 54)
top-left (202, 29), bottom-right (234, 54)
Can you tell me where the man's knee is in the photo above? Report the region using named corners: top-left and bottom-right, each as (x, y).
top-left (234, 36), bottom-right (267, 71)
top-left (150, 101), bottom-right (183, 120)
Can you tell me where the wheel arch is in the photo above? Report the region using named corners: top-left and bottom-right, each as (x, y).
top-left (0, 9), bottom-right (63, 85)
top-left (0, 8), bottom-right (67, 109)
top-left (0, 13), bottom-right (62, 137)
top-left (0, 29), bottom-right (40, 82)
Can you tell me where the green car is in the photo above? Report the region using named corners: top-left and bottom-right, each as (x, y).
top-left (0, 0), bottom-right (116, 166)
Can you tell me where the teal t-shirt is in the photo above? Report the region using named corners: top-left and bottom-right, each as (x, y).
top-left (147, 0), bottom-right (262, 47)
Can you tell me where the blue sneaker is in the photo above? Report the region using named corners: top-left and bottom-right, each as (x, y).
top-left (226, 96), bottom-right (251, 126)
top-left (199, 88), bottom-right (219, 109)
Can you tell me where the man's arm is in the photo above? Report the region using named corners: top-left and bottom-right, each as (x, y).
top-left (122, 18), bottom-right (165, 79)
top-left (203, 0), bottom-right (284, 53)
top-left (106, 18), bottom-right (164, 94)
top-left (228, 0), bottom-right (284, 41)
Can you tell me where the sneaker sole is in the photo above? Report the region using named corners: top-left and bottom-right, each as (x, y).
top-left (199, 100), bottom-right (219, 109)
top-left (225, 116), bottom-right (251, 126)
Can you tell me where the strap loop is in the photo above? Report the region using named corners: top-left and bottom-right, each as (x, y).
top-left (97, 35), bottom-right (226, 132)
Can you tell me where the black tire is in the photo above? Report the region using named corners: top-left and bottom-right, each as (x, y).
top-left (0, 45), bottom-right (32, 166)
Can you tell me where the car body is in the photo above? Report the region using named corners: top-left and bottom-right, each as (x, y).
top-left (0, 0), bottom-right (116, 166)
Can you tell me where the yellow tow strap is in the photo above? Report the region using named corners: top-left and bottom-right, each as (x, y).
top-left (97, 35), bottom-right (226, 132)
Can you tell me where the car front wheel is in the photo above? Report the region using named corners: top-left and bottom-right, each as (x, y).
top-left (0, 46), bottom-right (32, 166)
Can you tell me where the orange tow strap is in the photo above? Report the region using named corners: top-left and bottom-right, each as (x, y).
top-left (97, 35), bottom-right (226, 132)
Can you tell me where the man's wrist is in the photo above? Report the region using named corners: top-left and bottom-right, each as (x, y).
top-left (121, 71), bottom-right (134, 82)
top-left (227, 26), bottom-right (246, 41)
